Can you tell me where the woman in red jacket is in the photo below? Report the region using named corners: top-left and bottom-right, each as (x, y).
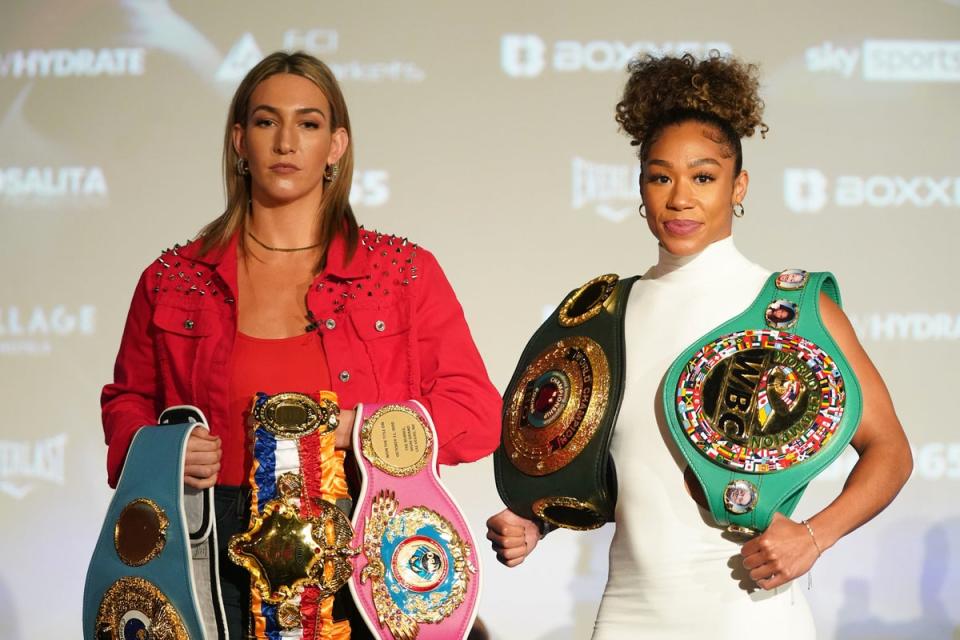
top-left (101, 51), bottom-right (501, 638)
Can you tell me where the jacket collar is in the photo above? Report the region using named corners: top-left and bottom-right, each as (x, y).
top-left (323, 228), bottom-right (370, 280)
top-left (176, 234), bottom-right (238, 299)
top-left (177, 228), bottom-right (370, 286)
top-left (177, 234), bottom-right (232, 267)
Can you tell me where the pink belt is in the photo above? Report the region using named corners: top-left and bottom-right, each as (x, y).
top-left (348, 401), bottom-right (481, 640)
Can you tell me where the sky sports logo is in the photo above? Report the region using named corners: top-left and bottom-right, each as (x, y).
top-left (501, 35), bottom-right (731, 77)
top-left (806, 39), bottom-right (960, 81)
top-left (783, 169), bottom-right (960, 213)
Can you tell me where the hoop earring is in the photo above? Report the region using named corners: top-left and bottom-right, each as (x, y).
top-left (638, 203), bottom-right (647, 218)
top-left (324, 163), bottom-right (339, 183)
top-left (236, 158), bottom-right (249, 176)
top-left (734, 202), bottom-right (745, 218)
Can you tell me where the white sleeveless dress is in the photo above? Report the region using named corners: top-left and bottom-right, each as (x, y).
top-left (592, 237), bottom-right (817, 639)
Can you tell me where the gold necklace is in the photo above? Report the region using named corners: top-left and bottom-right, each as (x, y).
top-left (247, 231), bottom-right (321, 253)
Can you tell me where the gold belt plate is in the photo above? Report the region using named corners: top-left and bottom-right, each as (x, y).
top-left (228, 473), bottom-right (357, 605)
top-left (254, 392), bottom-right (339, 439)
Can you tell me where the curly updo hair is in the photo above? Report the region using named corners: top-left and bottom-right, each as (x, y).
top-left (616, 52), bottom-right (768, 175)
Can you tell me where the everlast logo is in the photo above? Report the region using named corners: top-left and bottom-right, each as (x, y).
top-left (703, 349), bottom-right (817, 449)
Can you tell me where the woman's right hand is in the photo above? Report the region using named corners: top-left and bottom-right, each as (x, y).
top-left (486, 508), bottom-right (542, 567)
top-left (183, 428), bottom-right (221, 489)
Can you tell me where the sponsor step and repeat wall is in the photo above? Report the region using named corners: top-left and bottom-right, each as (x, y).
top-left (1, 2), bottom-right (958, 638)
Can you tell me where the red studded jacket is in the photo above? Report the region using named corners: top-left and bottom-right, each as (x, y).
top-left (100, 228), bottom-right (502, 488)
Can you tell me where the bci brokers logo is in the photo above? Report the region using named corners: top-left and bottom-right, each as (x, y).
top-left (217, 31), bottom-right (424, 84)
top-left (0, 305), bottom-right (96, 356)
top-left (784, 169), bottom-right (960, 213)
top-left (0, 435), bottom-right (67, 499)
top-left (571, 157), bottom-right (640, 223)
top-left (0, 166), bottom-right (108, 204)
top-left (805, 39), bottom-right (960, 81)
top-left (501, 34), bottom-right (731, 77)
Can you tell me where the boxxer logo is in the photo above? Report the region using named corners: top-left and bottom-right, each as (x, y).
top-left (784, 169), bottom-right (960, 212)
top-left (501, 34), bottom-right (547, 77)
top-left (501, 34), bottom-right (732, 77)
top-left (783, 169), bottom-right (829, 213)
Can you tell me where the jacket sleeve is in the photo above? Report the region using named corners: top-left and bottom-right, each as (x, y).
top-left (413, 250), bottom-right (502, 466)
top-left (100, 267), bottom-right (160, 487)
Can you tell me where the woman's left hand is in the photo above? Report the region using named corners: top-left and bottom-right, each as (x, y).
top-left (335, 407), bottom-right (356, 450)
top-left (740, 512), bottom-right (821, 590)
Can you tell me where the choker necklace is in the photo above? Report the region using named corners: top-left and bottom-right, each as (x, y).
top-left (247, 231), bottom-right (321, 253)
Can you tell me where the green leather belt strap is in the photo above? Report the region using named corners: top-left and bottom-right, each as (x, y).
top-left (662, 269), bottom-right (863, 533)
top-left (495, 274), bottom-right (638, 530)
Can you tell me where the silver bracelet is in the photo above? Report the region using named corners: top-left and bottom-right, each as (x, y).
top-left (801, 519), bottom-right (823, 558)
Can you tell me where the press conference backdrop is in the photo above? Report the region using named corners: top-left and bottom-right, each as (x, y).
top-left (1, 1), bottom-right (958, 637)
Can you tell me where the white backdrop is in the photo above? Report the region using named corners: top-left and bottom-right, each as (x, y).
top-left (1, 1), bottom-right (958, 638)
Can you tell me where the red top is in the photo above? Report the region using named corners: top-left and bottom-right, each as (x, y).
top-left (101, 228), bottom-right (502, 487)
top-left (226, 331), bottom-right (331, 486)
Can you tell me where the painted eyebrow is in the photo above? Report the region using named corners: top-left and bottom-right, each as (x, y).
top-left (646, 158), bottom-right (722, 169)
top-left (250, 105), bottom-right (327, 118)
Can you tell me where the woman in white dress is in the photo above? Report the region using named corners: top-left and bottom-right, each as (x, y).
top-left (486, 53), bottom-right (912, 638)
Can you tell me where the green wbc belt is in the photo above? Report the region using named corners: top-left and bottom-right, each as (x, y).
top-left (495, 274), bottom-right (638, 531)
top-left (663, 269), bottom-right (862, 534)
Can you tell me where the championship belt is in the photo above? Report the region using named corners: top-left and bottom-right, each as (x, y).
top-left (83, 406), bottom-right (229, 640)
top-left (495, 274), bottom-right (638, 530)
top-left (349, 401), bottom-right (480, 640)
top-left (663, 270), bottom-right (863, 534)
top-left (228, 391), bottom-right (354, 639)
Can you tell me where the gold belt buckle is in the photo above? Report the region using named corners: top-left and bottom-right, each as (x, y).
top-left (726, 524), bottom-right (758, 537)
top-left (253, 391), bottom-right (339, 439)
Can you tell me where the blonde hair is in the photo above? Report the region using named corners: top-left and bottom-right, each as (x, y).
top-left (198, 51), bottom-right (358, 266)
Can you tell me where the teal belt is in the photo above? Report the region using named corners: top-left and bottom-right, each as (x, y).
top-left (663, 269), bottom-right (862, 533)
top-left (83, 407), bottom-right (227, 639)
